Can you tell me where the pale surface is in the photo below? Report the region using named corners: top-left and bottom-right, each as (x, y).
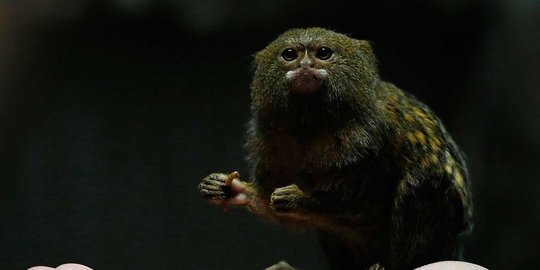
top-left (28, 264), bottom-right (92, 270)
top-left (415, 261), bottom-right (488, 270)
top-left (28, 261), bottom-right (487, 270)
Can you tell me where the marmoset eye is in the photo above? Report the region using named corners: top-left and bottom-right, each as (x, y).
top-left (281, 48), bottom-right (298, 61)
top-left (316, 47), bottom-right (333, 60)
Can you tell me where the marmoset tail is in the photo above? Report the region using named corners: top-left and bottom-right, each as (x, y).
top-left (199, 27), bottom-right (473, 270)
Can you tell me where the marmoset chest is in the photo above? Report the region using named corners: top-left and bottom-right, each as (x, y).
top-left (252, 127), bottom-right (390, 194)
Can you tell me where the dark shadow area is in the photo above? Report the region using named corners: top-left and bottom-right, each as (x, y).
top-left (1, 0), bottom-right (538, 269)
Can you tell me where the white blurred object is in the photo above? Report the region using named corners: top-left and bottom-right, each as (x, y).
top-left (416, 261), bottom-right (488, 270)
top-left (28, 263), bottom-right (92, 270)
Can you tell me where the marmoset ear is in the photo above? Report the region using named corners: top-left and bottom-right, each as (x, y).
top-left (357, 40), bottom-right (375, 55)
top-left (355, 39), bottom-right (378, 69)
top-left (251, 50), bottom-right (265, 72)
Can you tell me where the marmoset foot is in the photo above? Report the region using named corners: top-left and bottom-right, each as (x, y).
top-left (270, 184), bottom-right (305, 213)
top-left (199, 172), bottom-right (249, 205)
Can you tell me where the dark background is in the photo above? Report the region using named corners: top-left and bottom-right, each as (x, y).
top-left (1, 0), bottom-right (539, 269)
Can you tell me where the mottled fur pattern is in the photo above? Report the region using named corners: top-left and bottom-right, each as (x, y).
top-left (200, 28), bottom-right (472, 270)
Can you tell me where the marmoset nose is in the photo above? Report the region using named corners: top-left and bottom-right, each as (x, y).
top-left (300, 53), bottom-right (314, 68)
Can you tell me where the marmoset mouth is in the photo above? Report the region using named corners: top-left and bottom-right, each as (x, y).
top-left (286, 67), bottom-right (328, 94)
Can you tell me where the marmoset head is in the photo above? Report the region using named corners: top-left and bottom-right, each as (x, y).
top-left (250, 28), bottom-right (380, 127)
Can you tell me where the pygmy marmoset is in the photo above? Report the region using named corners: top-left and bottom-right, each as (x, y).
top-left (198, 28), bottom-right (473, 270)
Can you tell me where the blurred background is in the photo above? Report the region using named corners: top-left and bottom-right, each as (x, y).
top-left (1, 0), bottom-right (538, 269)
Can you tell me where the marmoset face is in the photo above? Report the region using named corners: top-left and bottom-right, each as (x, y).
top-left (250, 28), bottom-right (379, 119)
